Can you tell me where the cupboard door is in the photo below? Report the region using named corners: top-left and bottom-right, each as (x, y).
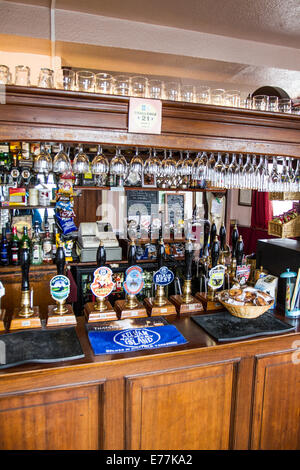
top-left (0, 384), bottom-right (102, 450)
top-left (126, 361), bottom-right (236, 450)
top-left (251, 351), bottom-right (300, 450)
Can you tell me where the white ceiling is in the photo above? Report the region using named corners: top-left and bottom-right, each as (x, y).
top-left (1, 0), bottom-right (300, 97)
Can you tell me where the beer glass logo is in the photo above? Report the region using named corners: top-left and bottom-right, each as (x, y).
top-left (113, 328), bottom-right (161, 349)
top-left (50, 275), bottom-right (70, 302)
top-left (0, 340), bottom-right (6, 365)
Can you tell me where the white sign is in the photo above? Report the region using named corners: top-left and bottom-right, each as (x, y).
top-left (128, 98), bottom-right (162, 134)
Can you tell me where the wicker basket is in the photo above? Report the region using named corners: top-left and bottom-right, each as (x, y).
top-left (268, 215), bottom-right (300, 238)
top-left (219, 299), bottom-right (274, 319)
top-left (269, 192), bottom-right (300, 201)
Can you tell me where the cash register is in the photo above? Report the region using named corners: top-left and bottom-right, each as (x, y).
top-left (77, 222), bottom-right (122, 262)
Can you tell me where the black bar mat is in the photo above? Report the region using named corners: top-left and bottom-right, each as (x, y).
top-left (191, 311), bottom-right (295, 342)
top-left (0, 327), bottom-right (84, 369)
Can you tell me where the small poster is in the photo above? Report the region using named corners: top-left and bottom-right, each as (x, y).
top-left (91, 266), bottom-right (115, 299)
top-left (153, 266), bottom-right (174, 286)
top-left (123, 265), bottom-right (144, 296)
top-left (50, 275), bottom-right (70, 302)
top-left (128, 98), bottom-right (162, 134)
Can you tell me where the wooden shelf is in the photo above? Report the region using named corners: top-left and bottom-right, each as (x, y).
top-left (74, 186), bottom-right (226, 193)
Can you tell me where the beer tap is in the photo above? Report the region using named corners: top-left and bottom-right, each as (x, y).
top-left (18, 241), bottom-right (34, 317)
top-left (153, 238), bottom-right (168, 307)
top-left (94, 241), bottom-right (108, 312)
top-left (124, 240), bottom-right (139, 309)
top-left (181, 239), bottom-right (194, 304)
top-left (52, 242), bottom-right (68, 315)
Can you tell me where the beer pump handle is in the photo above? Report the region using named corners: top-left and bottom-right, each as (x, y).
top-left (157, 238), bottom-right (165, 269)
top-left (210, 220), bottom-right (217, 247)
top-left (203, 220), bottom-right (210, 254)
top-left (127, 240), bottom-right (137, 267)
top-left (220, 224), bottom-right (226, 251)
top-left (55, 242), bottom-right (65, 275)
top-left (236, 235), bottom-right (244, 266)
top-left (211, 236), bottom-right (220, 268)
top-left (96, 241), bottom-right (106, 267)
top-left (20, 243), bottom-right (30, 290)
top-left (232, 224), bottom-right (239, 258)
top-left (185, 239), bottom-right (194, 280)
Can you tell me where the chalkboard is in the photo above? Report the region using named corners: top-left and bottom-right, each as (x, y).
top-left (165, 193), bottom-right (185, 224)
top-left (126, 190), bottom-right (159, 218)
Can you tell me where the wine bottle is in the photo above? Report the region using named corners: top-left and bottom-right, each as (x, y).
top-left (10, 225), bottom-right (20, 265)
top-left (31, 222), bottom-right (43, 266)
top-left (0, 227), bottom-right (9, 266)
top-left (20, 226), bottom-right (31, 250)
top-left (42, 226), bottom-right (52, 264)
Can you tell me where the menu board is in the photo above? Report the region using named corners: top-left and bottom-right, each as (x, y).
top-left (166, 193), bottom-right (185, 224)
top-left (126, 190), bottom-right (158, 217)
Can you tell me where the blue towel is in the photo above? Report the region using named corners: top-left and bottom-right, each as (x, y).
top-left (88, 324), bottom-right (187, 355)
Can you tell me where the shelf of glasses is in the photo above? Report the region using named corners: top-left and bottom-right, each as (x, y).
top-left (74, 186), bottom-right (226, 193)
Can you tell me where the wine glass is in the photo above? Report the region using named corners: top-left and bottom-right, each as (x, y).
top-left (126, 147), bottom-right (144, 185)
top-left (269, 156), bottom-right (280, 192)
top-left (227, 154), bottom-right (238, 189)
top-left (73, 145), bottom-right (90, 175)
top-left (221, 153), bottom-right (230, 188)
top-left (255, 155), bottom-right (265, 191)
top-left (91, 145), bottom-right (109, 186)
top-left (161, 150), bottom-right (177, 187)
top-left (192, 152), bottom-right (207, 187)
top-left (207, 153), bottom-right (216, 184)
top-left (52, 144), bottom-right (72, 174)
top-left (110, 148), bottom-right (128, 186)
top-left (144, 148), bottom-right (162, 178)
top-left (241, 154), bottom-right (252, 189)
top-left (33, 143), bottom-right (53, 173)
top-left (280, 157), bottom-right (290, 192)
top-left (213, 153), bottom-right (225, 187)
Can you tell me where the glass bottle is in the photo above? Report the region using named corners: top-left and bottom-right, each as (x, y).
top-left (0, 227), bottom-right (9, 266)
top-left (31, 222), bottom-right (43, 265)
top-left (20, 226), bottom-right (31, 250)
top-left (42, 226), bottom-right (53, 264)
top-left (10, 225), bottom-right (20, 265)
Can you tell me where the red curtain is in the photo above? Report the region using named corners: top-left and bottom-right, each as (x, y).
top-left (251, 191), bottom-right (273, 230)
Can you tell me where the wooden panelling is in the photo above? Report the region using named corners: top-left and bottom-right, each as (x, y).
top-left (125, 361), bottom-right (236, 450)
top-left (0, 383), bottom-right (102, 450)
top-left (73, 188), bottom-right (102, 227)
top-left (1, 86), bottom-right (300, 157)
top-left (251, 351), bottom-right (300, 450)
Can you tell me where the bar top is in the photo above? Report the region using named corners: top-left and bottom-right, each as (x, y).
top-left (0, 311), bottom-right (299, 377)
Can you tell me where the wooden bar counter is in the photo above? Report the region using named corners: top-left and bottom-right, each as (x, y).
top-left (0, 312), bottom-right (299, 450)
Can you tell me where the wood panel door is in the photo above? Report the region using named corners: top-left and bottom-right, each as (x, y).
top-left (251, 351), bottom-right (300, 450)
top-left (0, 383), bottom-right (103, 450)
top-left (125, 361), bottom-right (237, 450)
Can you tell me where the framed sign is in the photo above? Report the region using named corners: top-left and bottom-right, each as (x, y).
top-left (128, 98), bottom-right (162, 134)
top-left (165, 193), bottom-right (185, 224)
top-left (238, 189), bottom-right (252, 207)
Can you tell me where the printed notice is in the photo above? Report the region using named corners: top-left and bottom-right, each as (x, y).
top-left (128, 98), bottom-right (162, 134)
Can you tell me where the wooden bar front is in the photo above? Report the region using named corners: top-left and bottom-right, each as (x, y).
top-left (0, 314), bottom-right (299, 450)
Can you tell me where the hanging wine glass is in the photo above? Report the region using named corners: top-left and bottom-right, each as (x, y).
top-left (250, 155), bottom-right (257, 190)
top-left (91, 145), bottom-right (109, 186)
top-left (160, 150), bottom-right (177, 188)
top-left (176, 151), bottom-right (185, 187)
top-left (126, 147), bottom-right (144, 186)
top-left (288, 158), bottom-right (294, 191)
top-left (33, 143), bottom-right (53, 174)
top-left (144, 148), bottom-right (162, 180)
top-left (227, 154), bottom-right (238, 189)
top-left (193, 152), bottom-right (207, 188)
top-left (269, 156), bottom-right (280, 192)
top-left (52, 144), bottom-right (71, 174)
top-left (213, 152), bottom-right (225, 188)
top-left (221, 153), bottom-right (230, 188)
top-left (73, 144), bottom-right (90, 174)
top-left (241, 154), bottom-right (252, 189)
top-left (293, 159), bottom-right (300, 191)
top-left (255, 155), bottom-right (265, 191)
top-left (207, 152), bottom-right (216, 184)
top-left (110, 148), bottom-right (128, 186)
top-left (280, 156), bottom-right (290, 192)
top-left (180, 151), bottom-right (194, 188)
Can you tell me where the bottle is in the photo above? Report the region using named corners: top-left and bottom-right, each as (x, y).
top-left (42, 226), bottom-right (53, 264)
top-left (231, 224), bottom-right (239, 258)
top-left (10, 225), bottom-right (20, 265)
top-left (52, 225), bottom-right (58, 261)
top-left (0, 227), bottom-right (9, 266)
top-left (20, 226), bottom-right (31, 250)
top-left (31, 222), bottom-right (43, 265)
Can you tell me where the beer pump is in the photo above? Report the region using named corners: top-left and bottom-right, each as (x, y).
top-left (0, 281), bottom-right (5, 331)
top-left (170, 239), bottom-right (203, 315)
top-left (9, 241), bottom-right (41, 330)
top-left (47, 241), bottom-right (77, 326)
top-left (195, 236), bottom-right (225, 311)
top-left (114, 240), bottom-right (147, 319)
top-left (144, 238), bottom-right (176, 316)
top-left (85, 240), bottom-right (118, 322)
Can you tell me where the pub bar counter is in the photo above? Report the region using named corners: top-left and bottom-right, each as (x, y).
top-left (0, 87), bottom-right (299, 450)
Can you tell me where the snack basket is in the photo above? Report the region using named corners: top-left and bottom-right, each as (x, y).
top-left (268, 216), bottom-right (300, 238)
top-left (218, 289), bottom-right (274, 319)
